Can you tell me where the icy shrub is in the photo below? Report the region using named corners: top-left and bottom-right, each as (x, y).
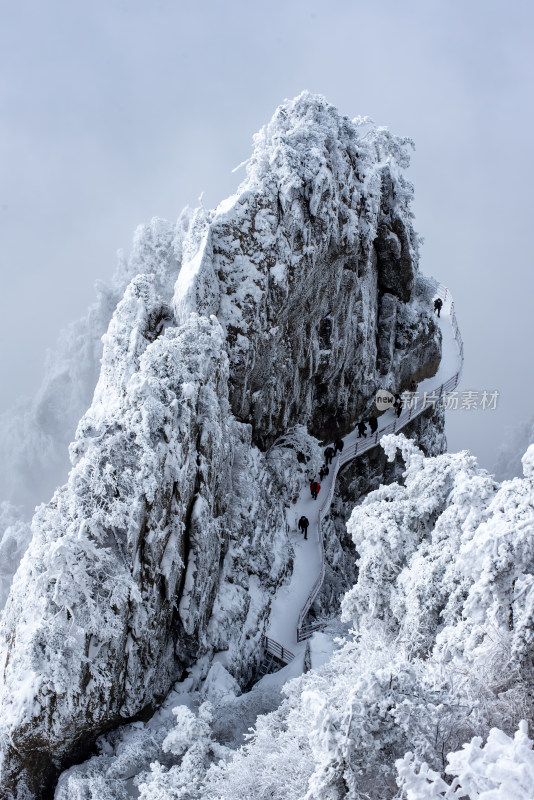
top-left (137, 703), bottom-right (228, 800)
top-left (397, 721), bottom-right (534, 800)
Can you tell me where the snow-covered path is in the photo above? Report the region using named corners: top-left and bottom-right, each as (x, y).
top-left (266, 285), bottom-right (464, 661)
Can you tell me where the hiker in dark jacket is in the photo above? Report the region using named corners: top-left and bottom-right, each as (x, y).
top-left (319, 466), bottom-right (326, 481)
top-left (333, 437), bottom-right (344, 455)
top-left (369, 416), bottom-right (378, 434)
top-left (298, 515), bottom-right (310, 540)
top-left (434, 297), bottom-right (443, 317)
top-left (310, 481), bottom-right (321, 500)
top-left (324, 446), bottom-right (334, 465)
top-left (357, 420), bottom-right (367, 438)
top-left (394, 393), bottom-right (402, 418)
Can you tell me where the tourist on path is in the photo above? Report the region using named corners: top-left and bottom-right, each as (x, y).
top-left (324, 446), bottom-right (334, 465)
top-left (357, 420), bottom-right (367, 438)
top-left (310, 480), bottom-right (321, 500)
top-left (333, 437), bottom-right (344, 455)
top-left (369, 417), bottom-right (378, 434)
top-left (434, 297), bottom-right (443, 317)
top-left (298, 515), bottom-right (309, 540)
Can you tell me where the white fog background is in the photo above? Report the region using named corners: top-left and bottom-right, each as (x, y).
top-left (1, 0), bottom-right (533, 478)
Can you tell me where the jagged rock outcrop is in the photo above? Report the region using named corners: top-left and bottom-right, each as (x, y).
top-left (0, 92), bottom-right (442, 798)
top-left (175, 97), bottom-right (439, 445)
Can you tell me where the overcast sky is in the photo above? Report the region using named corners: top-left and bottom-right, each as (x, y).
top-left (1, 0), bottom-right (533, 471)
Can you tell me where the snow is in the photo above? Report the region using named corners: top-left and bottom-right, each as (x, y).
top-left (213, 192), bottom-right (240, 218)
top-left (397, 723), bottom-right (534, 800)
top-left (189, 424), bottom-right (534, 800)
top-left (521, 443), bottom-right (534, 479)
top-left (200, 662), bottom-right (241, 707)
top-left (0, 92), bottom-right (464, 797)
top-left (308, 632), bottom-right (336, 670)
top-left (266, 287), bottom-right (463, 657)
top-left (174, 225), bottom-right (211, 323)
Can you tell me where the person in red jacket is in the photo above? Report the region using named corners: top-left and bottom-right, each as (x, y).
top-left (310, 480), bottom-right (321, 500)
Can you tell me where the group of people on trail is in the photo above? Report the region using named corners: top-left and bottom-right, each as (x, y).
top-left (334, 437), bottom-right (344, 455)
top-left (316, 438), bottom-right (345, 485)
top-left (324, 439), bottom-right (344, 466)
top-left (309, 438), bottom-right (345, 505)
top-left (302, 383), bottom-right (414, 537)
top-left (301, 301), bottom-right (443, 547)
top-left (357, 416), bottom-right (378, 438)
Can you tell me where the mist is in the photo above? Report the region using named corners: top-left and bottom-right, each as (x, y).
top-left (1, 0), bottom-right (533, 472)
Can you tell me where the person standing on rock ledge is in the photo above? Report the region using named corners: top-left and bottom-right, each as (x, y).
top-left (298, 515), bottom-right (310, 539)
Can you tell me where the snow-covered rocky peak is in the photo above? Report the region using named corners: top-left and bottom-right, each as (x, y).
top-left (175, 92), bottom-right (437, 447)
top-left (0, 94), bottom-right (442, 799)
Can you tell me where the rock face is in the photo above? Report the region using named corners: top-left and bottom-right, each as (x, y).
top-left (175, 97), bottom-right (439, 446)
top-left (0, 93), bottom-right (442, 798)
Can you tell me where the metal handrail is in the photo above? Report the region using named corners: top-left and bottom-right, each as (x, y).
top-left (263, 635), bottom-right (295, 664)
